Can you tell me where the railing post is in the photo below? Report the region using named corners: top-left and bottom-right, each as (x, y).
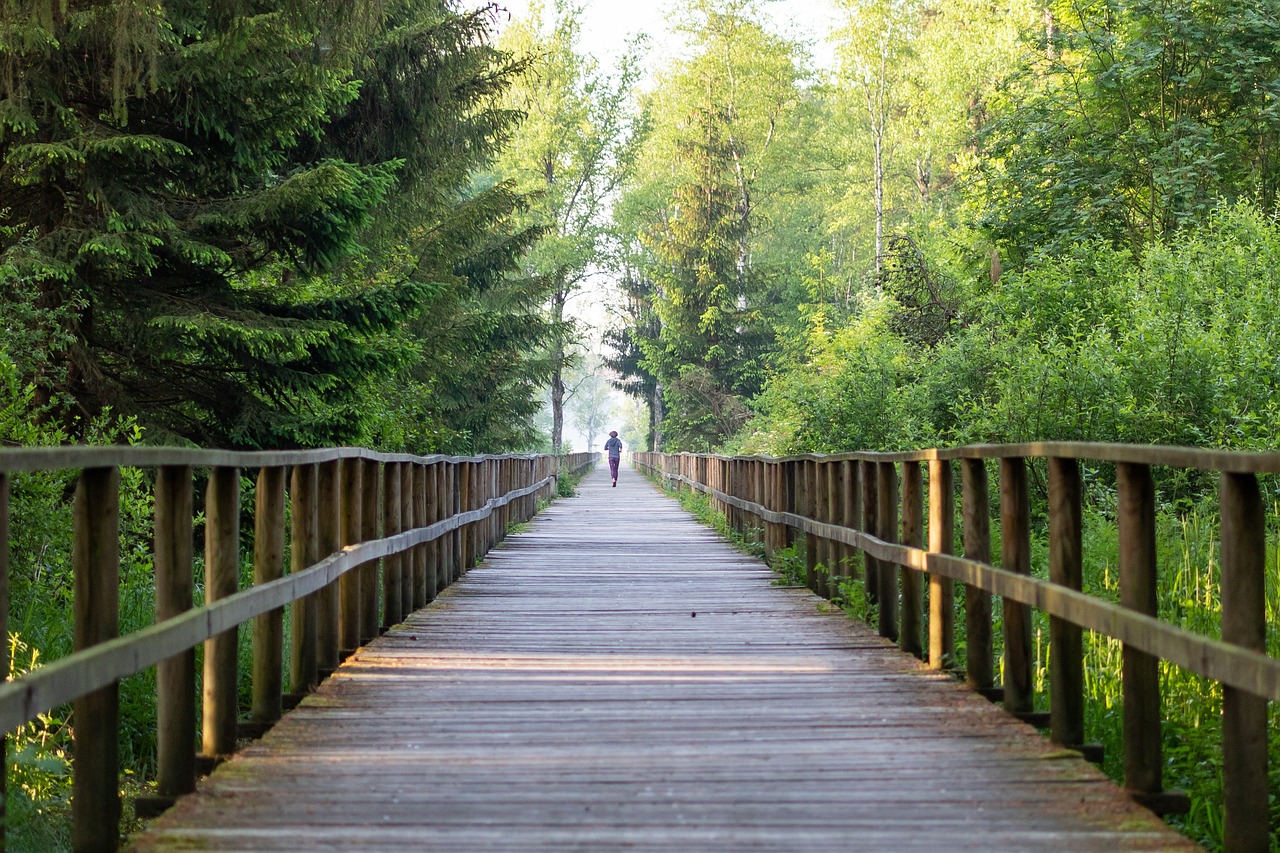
top-left (0, 474), bottom-right (6, 850)
top-left (382, 461), bottom-right (403, 629)
top-left (1048, 457), bottom-right (1084, 748)
top-left (861, 460), bottom-right (879, 604)
top-left (410, 462), bottom-right (426, 609)
top-left (154, 466), bottom-right (195, 804)
top-left (876, 461), bottom-right (898, 642)
top-left (251, 466), bottom-right (286, 727)
top-left (203, 467), bottom-right (240, 760)
top-left (289, 464), bottom-right (319, 694)
top-left (1000, 457), bottom-right (1033, 716)
top-left (842, 459), bottom-right (861, 599)
top-left (400, 461), bottom-right (414, 615)
top-left (814, 461), bottom-right (831, 597)
top-left (799, 459), bottom-right (817, 592)
top-left (316, 460), bottom-right (342, 673)
top-left (452, 461), bottom-right (465, 578)
top-left (765, 461), bottom-right (782, 560)
top-left (360, 459), bottom-right (380, 642)
top-left (900, 460), bottom-right (923, 658)
top-left (828, 460), bottom-right (846, 597)
top-left (1220, 471), bottom-right (1268, 852)
top-left (927, 459), bottom-right (955, 669)
top-left (72, 466), bottom-right (121, 853)
top-left (754, 459), bottom-right (767, 548)
top-left (340, 457), bottom-right (363, 655)
top-left (961, 458), bottom-right (994, 691)
top-left (461, 460), bottom-right (476, 570)
top-left (425, 461), bottom-right (440, 602)
top-left (1117, 462), bottom-right (1162, 799)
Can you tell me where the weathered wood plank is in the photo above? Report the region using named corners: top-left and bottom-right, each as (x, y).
top-left (130, 464), bottom-right (1196, 852)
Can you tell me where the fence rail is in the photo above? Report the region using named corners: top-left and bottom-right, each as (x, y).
top-left (0, 447), bottom-right (596, 852)
top-left (635, 444), bottom-right (1275, 853)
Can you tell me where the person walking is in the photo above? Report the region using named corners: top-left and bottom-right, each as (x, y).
top-left (604, 431), bottom-right (623, 487)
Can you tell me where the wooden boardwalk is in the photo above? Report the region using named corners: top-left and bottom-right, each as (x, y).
top-left (130, 463), bottom-right (1196, 851)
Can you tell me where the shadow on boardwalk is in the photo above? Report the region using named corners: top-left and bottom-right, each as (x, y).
top-left (130, 462), bottom-right (1197, 851)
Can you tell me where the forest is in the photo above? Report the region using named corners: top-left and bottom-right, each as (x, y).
top-left (2, 0), bottom-right (1279, 849)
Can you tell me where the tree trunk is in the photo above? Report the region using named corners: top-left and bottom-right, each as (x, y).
top-left (649, 380), bottom-right (664, 451)
top-left (551, 357), bottom-right (565, 454)
top-left (550, 279), bottom-right (567, 454)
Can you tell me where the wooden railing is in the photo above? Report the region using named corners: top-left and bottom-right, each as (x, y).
top-left (0, 447), bottom-right (595, 852)
top-left (636, 444), bottom-right (1279, 853)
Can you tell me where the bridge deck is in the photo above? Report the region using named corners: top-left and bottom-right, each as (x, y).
top-left (130, 463), bottom-right (1195, 851)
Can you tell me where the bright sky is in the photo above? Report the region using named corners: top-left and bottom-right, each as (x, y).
top-left (491, 0), bottom-right (839, 77)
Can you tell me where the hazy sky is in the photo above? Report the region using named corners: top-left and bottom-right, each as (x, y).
top-left (492, 0), bottom-right (839, 77)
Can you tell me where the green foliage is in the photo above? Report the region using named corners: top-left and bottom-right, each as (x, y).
top-left (975, 0), bottom-right (1280, 260)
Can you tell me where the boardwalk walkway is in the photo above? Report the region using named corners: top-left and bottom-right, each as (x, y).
top-left (130, 462), bottom-right (1195, 851)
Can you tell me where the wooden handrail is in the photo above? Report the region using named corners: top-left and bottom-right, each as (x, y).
top-left (0, 447), bottom-right (596, 852)
top-left (635, 444), bottom-right (1275, 851)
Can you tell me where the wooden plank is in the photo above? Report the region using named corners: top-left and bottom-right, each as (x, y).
top-left (662, 469), bottom-right (1280, 704)
top-left (131, 464), bottom-right (1196, 852)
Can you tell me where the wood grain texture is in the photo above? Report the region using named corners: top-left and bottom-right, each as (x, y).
top-left (130, 464), bottom-right (1196, 852)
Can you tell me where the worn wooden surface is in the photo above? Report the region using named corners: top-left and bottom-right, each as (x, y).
top-left (130, 464), bottom-right (1196, 852)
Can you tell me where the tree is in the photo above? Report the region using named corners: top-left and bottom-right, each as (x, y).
top-left (611, 0), bottom-right (808, 450)
top-left (496, 0), bottom-right (642, 453)
top-left (831, 0), bottom-right (920, 275)
top-left (0, 0), bottom-right (403, 446)
top-left (0, 0), bottom-right (556, 450)
top-left (315, 0), bottom-right (560, 454)
top-left (975, 0), bottom-right (1280, 260)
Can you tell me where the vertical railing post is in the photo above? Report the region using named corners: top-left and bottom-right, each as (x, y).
top-left (876, 461), bottom-right (899, 642)
top-left (289, 464), bottom-right (319, 695)
top-left (400, 461), bottom-right (414, 614)
top-left (814, 461), bottom-right (830, 597)
top-left (842, 460), bottom-right (861, 599)
top-left (900, 460), bottom-right (923, 658)
top-left (360, 458), bottom-right (380, 642)
top-left (461, 460), bottom-right (475, 570)
top-left (382, 461), bottom-right (403, 629)
top-left (1000, 457), bottom-right (1033, 716)
top-left (340, 457), bottom-right (363, 656)
top-left (764, 461), bottom-right (781, 560)
top-left (1117, 462), bottom-right (1162, 799)
top-left (828, 459), bottom-right (846, 597)
top-left (1049, 457), bottom-right (1084, 748)
top-left (0, 473), bottom-right (6, 849)
top-left (203, 466), bottom-right (240, 759)
top-left (425, 461), bottom-right (440, 602)
top-left (961, 458), bottom-right (994, 692)
top-left (316, 460), bottom-right (342, 674)
top-left (154, 466), bottom-right (195, 804)
top-left (72, 467), bottom-right (121, 852)
top-left (927, 459), bottom-right (955, 669)
top-left (411, 462), bottom-right (427, 609)
top-left (251, 466), bottom-right (286, 727)
top-left (861, 460), bottom-right (879, 604)
top-left (1220, 471), bottom-right (1268, 852)
top-left (453, 461), bottom-right (466, 577)
top-left (798, 459), bottom-right (816, 592)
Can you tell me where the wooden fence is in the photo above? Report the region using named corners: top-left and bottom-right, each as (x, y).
top-left (0, 447), bottom-right (595, 852)
top-left (636, 443), bottom-right (1279, 853)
